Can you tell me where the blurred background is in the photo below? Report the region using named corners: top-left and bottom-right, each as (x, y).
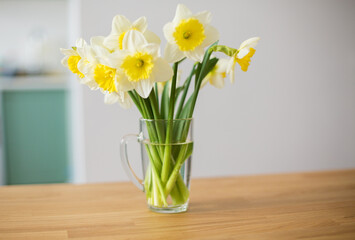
top-left (0, 0), bottom-right (354, 185)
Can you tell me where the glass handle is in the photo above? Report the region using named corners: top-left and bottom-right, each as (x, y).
top-left (120, 134), bottom-right (144, 191)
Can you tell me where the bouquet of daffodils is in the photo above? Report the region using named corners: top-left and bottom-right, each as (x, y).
top-left (61, 4), bottom-right (259, 209)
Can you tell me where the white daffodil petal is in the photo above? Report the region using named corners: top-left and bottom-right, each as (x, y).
top-left (118, 91), bottom-right (132, 109)
top-left (116, 73), bottom-right (134, 92)
top-left (163, 22), bottom-right (175, 43)
top-left (202, 25), bottom-right (219, 47)
top-left (132, 80), bottom-right (154, 98)
top-left (84, 65), bottom-right (94, 78)
top-left (194, 11), bottom-right (212, 25)
top-left (93, 46), bottom-right (113, 67)
top-left (143, 43), bottom-right (160, 58)
top-left (76, 38), bottom-right (86, 48)
top-left (237, 48), bottom-right (249, 59)
top-left (61, 56), bottom-right (69, 67)
top-left (119, 100), bottom-right (132, 109)
top-left (92, 46), bottom-right (108, 61)
top-left (86, 81), bottom-right (99, 90)
top-left (80, 73), bottom-right (99, 90)
top-left (86, 46), bottom-right (99, 63)
top-left (173, 4), bottom-right (192, 23)
top-left (76, 45), bottom-right (87, 58)
top-left (226, 57), bottom-right (234, 74)
top-left (80, 65), bottom-right (97, 87)
top-left (211, 74), bottom-right (225, 89)
top-left (229, 70), bottom-right (235, 84)
top-left (77, 59), bottom-right (88, 74)
top-left (218, 58), bottom-right (230, 71)
top-left (90, 36), bottom-right (105, 46)
top-left (112, 15), bottom-right (131, 34)
top-left (106, 51), bottom-right (126, 69)
top-left (132, 16), bottom-right (148, 32)
top-left (104, 92), bottom-right (119, 104)
top-left (200, 76), bottom-right (209, 89)
top-left (60, 48), bottom-right (77, 56)
top-left (123, 30), bottom-right (148, 53)
top-left (103, 34), bottom-right (119, 51)
top-left (164, 42), bottom-right (185, 63)
top-left (239, 37), bottom-right (260, 50)
top-left (76, 45), bottom-right (85, 58)
top-left (226, 58), bottom-right (236, 84)
top-left (185, 46), bottom-right (204, 62)
top-left (151, 58), bottom-right (173, 82)
top-left (143, 30), bottom-right (161, 45)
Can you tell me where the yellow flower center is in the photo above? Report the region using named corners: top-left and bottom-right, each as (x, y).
top-left (173, 18), bottom-right (205, 51)
top-left (235, 48), bottom-right (256, 72)
top-left (118, 28), bottom-right (138, 50)
top-left (68, 55), bottom-right (84, 78)
top-left (94, 64), bottom-right (117, 93)
top-left (121, 52), bottom-right (154, 82)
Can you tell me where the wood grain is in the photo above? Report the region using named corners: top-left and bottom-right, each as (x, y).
top-left (0, 170), bottom-right (354, 239)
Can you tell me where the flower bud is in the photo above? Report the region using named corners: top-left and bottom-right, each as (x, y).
top-left (209, 45), bottom-right (237, 57)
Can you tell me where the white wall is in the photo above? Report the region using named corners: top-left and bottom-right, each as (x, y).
top-left (76, 0), bottom-right (355, 183)
top-left (0, 0), bottom-right (67, 72)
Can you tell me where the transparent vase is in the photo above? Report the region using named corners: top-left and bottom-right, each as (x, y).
top-left (121, 118), bottom-right (193, 213)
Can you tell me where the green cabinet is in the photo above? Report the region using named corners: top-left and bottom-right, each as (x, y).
top-left (2, 90), bottom-right (69, 185)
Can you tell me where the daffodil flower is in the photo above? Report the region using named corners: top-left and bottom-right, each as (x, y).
top-left (227, 37), bottom-right (260, 83)
top-left (60, 38), bottom-right (86, 79)
top-left (81, 45), bottom-right (118, 93)
top-left (201, 58), bottom-right (229, 89)
top-left (163, 4), bottom-right (219, 63)
top-left (103, 15), bottom-right (160, 51)
top-left (74, 37), bottom-right (108, 90)
top-left (108, 30), bottom-right (173, 98)
top-left (71, 37), bottom-right (131, 108)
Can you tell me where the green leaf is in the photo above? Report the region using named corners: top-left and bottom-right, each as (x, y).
top-left (174, 86), bottom-right (185, 103)
top-left (187, 41), bottom-right (219, 118)
top-left (154, 83), bottom-right (159, 111)
top-left (175, 66), bottom-right (196, 119)
top-left (198, 57), bottom-right (219, 82)
top-left (178, 96), bottom-right (193, 119)
top-left (160, 82), bottom-right (170, 119)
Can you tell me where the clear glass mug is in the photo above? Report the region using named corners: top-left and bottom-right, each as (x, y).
top-left (120, 118), bottom-right (193, 213)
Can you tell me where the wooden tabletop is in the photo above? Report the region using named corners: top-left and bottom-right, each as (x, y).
top-left (0, 170), bottom-right (354, 240)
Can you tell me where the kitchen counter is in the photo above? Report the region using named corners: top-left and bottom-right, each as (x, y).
top-left (0, 170), bottom-right (354, 239)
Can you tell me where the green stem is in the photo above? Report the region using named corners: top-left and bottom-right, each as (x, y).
top-left (132, 88), bottom-right (189, 206)
top-left (143, 97), bottom-right (154, 120)
top-left (188, 51), bottom-right (213, 118)
top-left (161, 62), bottom-right (179, 183)
top-left (148, 91), bottom-right (165, 155)
top-left (149, 90), bottom-right (161, 119)
top-left (145, 145), bottom-right (168, 206)
top-left (136, 92), bottom-right (149, 118)
top-left (154, 82), bottom-right (159, 110)
top-left (136, 93), bottom-right (165, 168)
top-left (165, 143), bottom-right (193, 197)
top-left (128, 91), bottom-right (143, 116)
top-left (175, 65), bottom-right (196, 119)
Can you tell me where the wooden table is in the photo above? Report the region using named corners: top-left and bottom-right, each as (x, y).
top-left (0, 170), bottom-right (354, 239)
